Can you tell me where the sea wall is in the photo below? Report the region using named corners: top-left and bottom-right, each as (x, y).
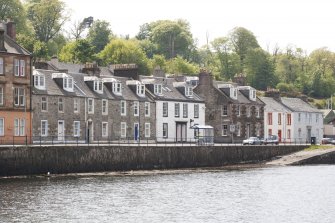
top-left (0, 145), bottom-right (307, 176)
top-left (292, 150), bottom-right (335, 165)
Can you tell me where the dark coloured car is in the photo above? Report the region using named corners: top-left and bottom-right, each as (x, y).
top-left (263, 135), bottom-right (279, 145)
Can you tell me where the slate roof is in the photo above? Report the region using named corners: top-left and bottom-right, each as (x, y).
top-left (141, 76), bottom-right (204, 103)
top-left (259, 97), bottom-right (291, 112)
top-left (280, 97), bottom-right (321, 113)
top-left (4, 35), bottom-right (31, 56)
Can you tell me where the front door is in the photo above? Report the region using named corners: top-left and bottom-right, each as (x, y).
top-left (176, 122), bottom-right (187, 142)
top-left (246, 124), bottom-right (250, 138)
top-left (307, 127), bottom-right (312, 142)
top-left (278, 130), bottom-right (282, 142)
top-left (58, 120), bottom-right (64, 141)
top-left (134, 123), bottom-right (139, 140)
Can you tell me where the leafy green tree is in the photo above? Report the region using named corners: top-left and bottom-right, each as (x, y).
top-left (59, 41), bottom-right (76, 62)
top-left (229, 27), bottom-right (260, 71)
top-left (166, 56), bottom-right (200, 75)
top-left (149, 54), bottom-right (167, 71)
top-left (137, 39), bottom-right (158, 58)
top-left (27, 0), bottom-right (68, 42)
top-left (245, 48), bottom-right (276, 90)
top-left (87, 20), bottom-right (113, 53)
top-left (59, 39), bottom-right (95, 63)
top-left (0, 0), bottom-right (29, 34)
top-left (99, 38), bottom-right (150, 75)
top-left (33, 40), bottom-right (49, 63)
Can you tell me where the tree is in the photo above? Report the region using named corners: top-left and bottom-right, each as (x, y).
top-left (68, 17), bottom-right (93, 40)
top-left (229, 27), bottom-right (260, 71)
top-left (0, 0), bottom-right (29, 34)
top-left (87, 20), bottom-right (113, 54)
top-left (98, 38), bottom-right (150, 75)
top-left (27, 0), bottom-right (68, 42)
top-left (136, 19), bottom-right (194, 59)
top-left (59, 39), bottom-right (95, 63)
top-left (245, 48), bottom-right (276, 90)
top-left (166, 56), bottom-right (200, 75)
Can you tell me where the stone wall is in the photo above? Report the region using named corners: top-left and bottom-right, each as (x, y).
top-left (0, 145), bottom-right (306, 177)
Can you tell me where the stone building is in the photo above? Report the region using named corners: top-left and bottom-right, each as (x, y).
top-left (194, 71), bottom-right (264, 143)
top-left (0, 21), bottom-right (32, 144)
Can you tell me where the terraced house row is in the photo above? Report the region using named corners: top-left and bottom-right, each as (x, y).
top-left (1, 21), bottom-right (323, 145)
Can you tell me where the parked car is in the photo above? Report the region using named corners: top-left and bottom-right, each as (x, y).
top-left (321, 138), bottom-right (332, 144)
top-left (263, 135), bottom-right (279, 145)
top-left (243, 137), bottom-right (262, 145)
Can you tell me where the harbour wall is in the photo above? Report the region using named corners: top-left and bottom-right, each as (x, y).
top-left (0, 145), bottom-right (307, 177)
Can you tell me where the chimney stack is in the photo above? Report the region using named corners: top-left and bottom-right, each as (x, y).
top-left (6, 21), bottom-right (16, 41)
top-left (0, 23), bottom-right (6, 52)
top-left (198, 69), bottom-right (213, 86)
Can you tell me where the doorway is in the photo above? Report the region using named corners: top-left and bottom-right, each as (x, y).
top-left (176, 122), bottom-right (187, 142)
top-left (278, 130), bottom-right (282, 142)
top-left (58, 120), bottom-right (64, 141)
top-left (134, 123), bottom-right (139, 140)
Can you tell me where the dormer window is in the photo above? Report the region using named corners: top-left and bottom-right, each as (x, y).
top-left (94, 80), bottom-right (103, 94)
top-left (251, 89), bottom-right (256, 101)
top-left (154, 84), bottom-right (162, 95)
top-left (185, 87), bottom-right (193, 97)
top-left (63, 77), bottom-right (74, 92)
top-left (113, 82), bottom-right (122, 95)
top-left (137, 83), bottom-right (145, 97)
top-left (33, 71), bottom-right (46, 90)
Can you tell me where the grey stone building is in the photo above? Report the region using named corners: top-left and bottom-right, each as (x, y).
top-left (32, 63), bottom-right (156, 143)
top-left (194, 71), bottom-right (264, 143)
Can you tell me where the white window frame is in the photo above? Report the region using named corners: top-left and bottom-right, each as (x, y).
top-left (175, 103), bottom-right (180, 117)
top-left (137, 84), bottom-right (145, 97)
top-left (41, 120), bottom-right (48, 137)
top-left (14, 59), bottom-right (19, 76)
top-left (121, 122), bottom-right (127, 138)
top-left (0, 57), bottom-right (3, 75)
top-left (74, 98), bottom-right (80, 113)
top-left (19, 60), bottom-right (25, 76)
top-left (88, 98), bottom-right (94, 114)
top-left (185, 87), bottom-right (193, 97)
top-left (113, 82), bottom-right (122, 95)
top-left (73, 121), bottom-right (80, 137)
top-left (14, 118), bottom-right (25, 136)
top-left (163, 123), bottom-right (168, 138)
top-left (222, 124), bottom-right (228, 136)
top-left (41, 96), bottom-right (47, 112)
top-left (0, 87), bottom-right (3, 105)
top-left (94, 80), bottom-right (103, 94)
top-left (247, 107), bottom-right (251, 117)
top-left (102, 122), bottom-right (108, 137)
top-left (145, 102), bottom-right (150, 117)
top-left (34, 75), bottom-right (45, 90)
top-left (0, 118), bottom-right (4, 136)
top-left (194, 104), bottom-right (199, 118)
top-left (58, 97), bottom-right (64, 112)
top-left (145, 123), bottom-right (150, 138)
top-left (134, 101), bottom-right (139, 116)
top-left (183, 103), bottom-right (188, 118)
top-left (102, 99), bottom-right (108, 115)
top-left (14, 87), bottom-right (25, 107)
top-left (154, 84), bottom-right (162, 95)
top-left (63, 77), bottom-right (74, 92)
top-left (163, 102), bottom-right (168, 117)
top-left (121, 100), bottom-right (126, 116)
top-left (222, 105), bottom-right (228, 116)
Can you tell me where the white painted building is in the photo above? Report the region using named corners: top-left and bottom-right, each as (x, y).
top-left (260, 97), bottom-right (323, 143)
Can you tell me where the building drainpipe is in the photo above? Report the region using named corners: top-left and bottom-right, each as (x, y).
top-left (85, 97), bottom-right (87, 143)
top-left (29, 55), bottom-right (33, 144)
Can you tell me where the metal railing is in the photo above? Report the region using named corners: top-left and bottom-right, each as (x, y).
top-left (0, 135), bottom-right (314, 147)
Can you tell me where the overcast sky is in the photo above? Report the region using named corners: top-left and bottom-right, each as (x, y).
top-left (63, 0), bottom-right (335, 54)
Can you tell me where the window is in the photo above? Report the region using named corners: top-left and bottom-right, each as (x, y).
top-left (278, 113), bottom-right (281, 125)
top-left (88, 98), bottom-right (94, 114)
top-left (298, 128), bottom-right (301, 137)
top-left (145, 123), bottom-right (150, 138)
top-left (222, 105), bottom-right (228, 116)
top-left (163, 123), bottom-right (168, 138)
top-left (145, 102), bottom-right (150, 117)
top-left (0, 87), bottom-right (3, 105)
top-left (175, 103), bottom-right (180, 117)
top-left (236, 105), bottom-right (240, 116)
top-left (34, 75), bottom-right (45, 89)
top-left (236, 123), bottom-right (241, 136)
top-left (41, 97), bottom-right (47, 111)
top-left (14, 59), bottom-right (25, 76)
top-left (121, 122), bottom-right (127, 138)
top-left (163, 102), bottom-right (168, 117)
top-left (298, 113), bottom-right (301, 122)
top-left (246, 107), bottom-right (251, 117)
top-left (185, 87), bottom-right (193, 97)
top-left (137, 84), bottom-right (145, 96)
top-left (58, 97), bottom-right (64, 112)
top-left (256, 107), bottom-right (260, 118)
top-left (14, 118), bottom-right (25, 136)
top-left (63, 77), bottom-right (73, 92)
top-left (74, 98), bottom-right (79, 113)
top-left (183, 103), bottom-right (188, 118)
top-left (73, 121), bottom-right (80, 137)
top-left (154, 84), bottom-right (162, 95)
top-left (256, 124), bottom-right (261, 137)
top-left (121, 100), bottom-right (126, 116)
top-left (268, 129), bottom-right (272, 136)
top-left (222, 124), bottom-right (228, 136)
top-left (20, 60), bottom-right (25, 76)
top-left (287, 129), bottom-right (291, 139)
top-left (102, 99), bottom-right (108, 115)
top-left (0, 57), bottom-right (3, 74)
top-left (251, 90), bottom-right (256, 100)
top-left (102, 122), bottom-right (108, 137)
top-left (14, 88), bottom-right (25, 106)
top-left (41, 120), bottom-right (48, 136)
top-left (287, 114), bottom-right (291, 125)
top-left (113, 82), bottom-right (122, 95)
top-left (194, 104), bottom-right (199, 118)
top-left (309, 114), bottom-right (312, 123)
top-left (94, 80), bottom-right (103, 93)
top-left (268, 113), bottom-right (272, 125)
top-left (233, 89), bottom-right (237, 98)
top-left (134, 101), bottom-right (139, 116)
top-left (0, 118), bottom-right (4, 136)
top-left (316, 114), bottom-right (319, 123)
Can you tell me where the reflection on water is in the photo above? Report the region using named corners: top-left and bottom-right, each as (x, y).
top-left (1, 165), bottom-right (335, 223)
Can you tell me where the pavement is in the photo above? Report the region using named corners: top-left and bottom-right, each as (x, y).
top-left (266, 146), bottom-right (335, 166)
